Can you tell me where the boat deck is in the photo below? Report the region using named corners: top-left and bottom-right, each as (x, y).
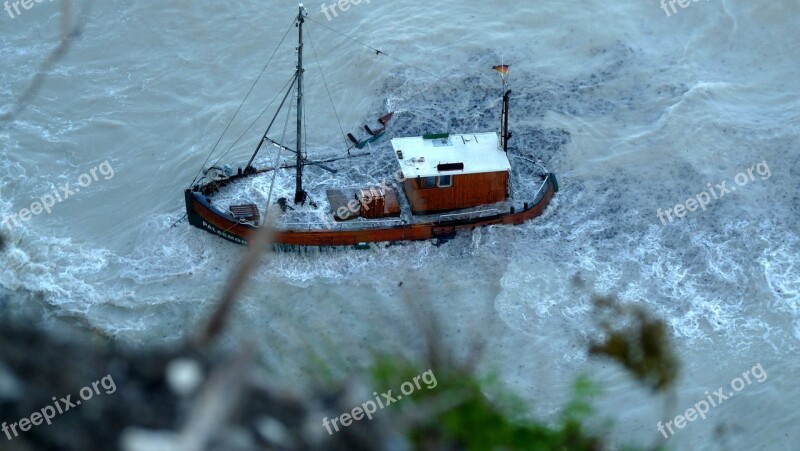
top-left (325, 188), bottom-right (401, 221)
top-left (203, 148), bottom-right (551, 233)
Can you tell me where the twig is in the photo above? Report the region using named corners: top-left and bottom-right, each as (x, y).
top-left (1, 0), bottom-right (95, 121)
top-left (195, 220), bottom-right (276, 347)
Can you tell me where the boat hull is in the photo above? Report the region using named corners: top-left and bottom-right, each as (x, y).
top-left (184, 175), bottom-right (556, 247)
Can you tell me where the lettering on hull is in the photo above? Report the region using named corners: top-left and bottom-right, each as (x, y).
top-left (202, 221), bottom-right (248, 245)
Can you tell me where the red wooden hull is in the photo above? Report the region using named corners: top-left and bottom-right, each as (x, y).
top-left (184, 176), bottom-right (556, 247)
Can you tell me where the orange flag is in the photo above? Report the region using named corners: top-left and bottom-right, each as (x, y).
top-left (492, 65), bottom-right (509, 76)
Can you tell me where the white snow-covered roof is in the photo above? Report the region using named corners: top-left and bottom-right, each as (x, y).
top-left (391, 132), bottom-right (511, 179)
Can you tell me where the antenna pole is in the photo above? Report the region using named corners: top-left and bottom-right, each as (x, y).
top-left (502, 88), bottom-right (510, 153)
top-left (497, 59), bottom-right (511, 153)
top-left (294, 3), bottom-right (307, 204)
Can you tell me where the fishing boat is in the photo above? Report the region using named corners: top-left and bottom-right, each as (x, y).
top-left (183, 3), bottom-right (558, 248)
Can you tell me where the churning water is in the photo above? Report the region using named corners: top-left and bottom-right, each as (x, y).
top-left (1, 1), bottom-right (798, 449)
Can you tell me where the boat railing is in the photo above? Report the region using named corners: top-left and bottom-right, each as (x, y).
top-left (512, 154), bottom-right (550, 174)
top-left (278, 218), bottom-right (405, 231)
top-left (529, 176), bottom-right (550, 207)
top-left (273, 175), bottom-right (552, 230)
top-left (436, 208), bottom-right (501, 223)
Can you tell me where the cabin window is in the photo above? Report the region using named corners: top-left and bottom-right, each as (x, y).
top-left (422, 176), bottom-right (436, 189)
top-left (437, 162), bottom-right (464, 172)
top-left (437, 175), bottom-right (452, 187)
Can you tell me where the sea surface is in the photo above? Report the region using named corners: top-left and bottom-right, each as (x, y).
top-left (1, 1), bottom-right (798, 449)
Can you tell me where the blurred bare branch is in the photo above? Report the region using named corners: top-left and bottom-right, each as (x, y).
top-left (1, 0), bottom-right (94, 121)
top-left (175, 345), bottom-right (255, 451)
top-left (195, 221), bottom-right (276, 347)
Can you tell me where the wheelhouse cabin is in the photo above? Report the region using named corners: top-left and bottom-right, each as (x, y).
top-left (391, 132), bottom-right (511, 214)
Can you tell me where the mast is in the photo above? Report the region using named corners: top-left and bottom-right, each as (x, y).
top-left (294, 3), bottom-right (307, 204)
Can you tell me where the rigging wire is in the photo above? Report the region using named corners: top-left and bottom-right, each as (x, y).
top-left (305, 16), bottom-right (455, 85)
top-left (189, 17), bottom-right (296, 188)
top-left (305, 25), bottom-right (351, 155)
top-left (191, 13), bottom-right (459, 189)
top-left (264, 85), bottom-right (296, 220)
top-left (246, 75), bottom-right (298, 169)
top-left (303, 86), bottom-right (308, 162)
top-left (213, 75), bottom-right (296, 168)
